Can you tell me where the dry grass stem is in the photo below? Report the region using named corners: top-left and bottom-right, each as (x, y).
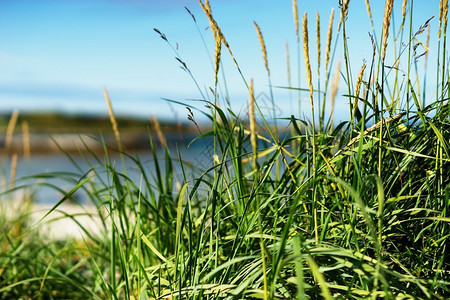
top-left (325, 8), bottom-right (334, 71)
top-left (5, 109), bottom-right (19, 154)
top-left (402, 0), bottom-right (408, 22)
top-left (249, 79), bottom-right (258, 170)
top-left (330, 58), bottom-right (341, 121)
top-left (103, 86), bottom-right (122, 152)
top-left (214, 33), bottom-right (222, 89)
top-left (425, 25), bottom-right (430, 69)
top-left (10, 153), bottom-right (17, 189)
top-left (338, 0), bottom-right (350, 31)
top-left (286, 41), bottom-right (292, 88)
top-left (199, 0), bottom-right (247, 88)
top-left (293, 0), bottom-right (299, 39)
top-left (302, 13), bottom-right (314, 108)
top-left (316, 11), bottom-right (321, 71)
top-left (198, 1), bottom-right (229, 49)
top-left (355, 64), bottom-right (367, 98)
top-left (22, 121), bottom-right (30, 160)
top-left (152, 114), bottom-right (167, 149)
top-left (439, 0), bottom-right (443, 37)
top-left (254, 22), bottom-right (270, 75)
top-left (444, 0), bottom-right (449, 34)
top-left (382, 0), bottom-right (394, 61)
top-left (439, 0), bottom-right (448, 37)
top-left (353, 64), bottom-right (367, 117)
top-left (333, 112), bottom-right (406, 159)
top-left (199, 0), bottom-right (216, 36)
top-left (365, 0), bottom-right (372, 21)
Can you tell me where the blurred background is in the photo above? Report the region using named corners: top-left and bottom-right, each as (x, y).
top-left (0, 0), bottom-right (437, 120)
top-left (0, 0), bottom-right (439, 202)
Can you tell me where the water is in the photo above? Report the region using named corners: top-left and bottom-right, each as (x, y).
top-left (0, 137), bottom-right (215, 204)
top-left (1, 130), bottom-right (291, 205)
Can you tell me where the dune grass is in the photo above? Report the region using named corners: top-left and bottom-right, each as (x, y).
top-left (1, 0), bottom-right (449, 299)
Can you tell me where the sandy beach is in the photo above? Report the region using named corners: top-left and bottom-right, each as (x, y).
top-left (1, 198), bottom-right (103, 240)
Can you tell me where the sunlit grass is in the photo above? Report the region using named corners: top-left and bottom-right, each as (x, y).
top-left (1, 0), bottom-right (449, 299)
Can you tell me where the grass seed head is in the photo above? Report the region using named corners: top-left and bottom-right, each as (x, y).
top-left (353, 63), bottom-right (367, 117)
top-left (338, 0), bottom-right (350, 31)
top-left (5, 109), bottom-right (19, 154)
top-left (325, 7), bottom-right (334, 71)
top-left (365, 0), bottom-right (372, 20)
top-left (10, 153), bottom-right (17, 189)
top-left (365, 0), bottom-right (375, 28)
top-left (200, 0), bottom-right (244, 86)
top-left (254, 21), bottom-right (270, 75)
top-left (103, 86), bottom-right (122, 152)
top-left (152, 114), bottom-right (166, 149)
top-left (22, 121), bottom-right (30, 160)
top-left (444, 0), bottom-right (449, 34)
top-left (249, 79), bottom-right (258, 169)
top-left (316, 11), bottom-right (321, 71)
top-left (286, 41), bottom-right (292, 87)
top-left (439, 0), bottom-right (446, 37)
top-left (214, 33), bottom-right (222, 89)
top-left (199, 0), bottom-right (217, 37)
top-left (402, 0), bottom-right (408, 21)
top-left (355, 64), bottom-right (367, 98)
top-left (382, 0), bottom-right (394, 61)
top-left (302, 13), bottom-right (314, 107)
top-left (199, 0), bottom-right (229, 49)
top-left (425, 25), bottom-right (430, 69)
top-left (330, 58), bottom-right (341, 120)
top-left (293, 0), bottom-right (299, 39)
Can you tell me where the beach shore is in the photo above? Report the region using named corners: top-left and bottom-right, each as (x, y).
top-left (1, 199), bottom-right (102, 240)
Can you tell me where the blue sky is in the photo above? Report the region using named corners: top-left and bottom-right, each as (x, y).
top-left (0, 0), bottom-right (439, 121)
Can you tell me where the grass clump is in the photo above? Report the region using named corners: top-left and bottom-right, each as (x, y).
top-left (1, 0), bottom-right (450, 299)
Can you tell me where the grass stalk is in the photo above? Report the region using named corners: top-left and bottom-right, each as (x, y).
top-left (4, 109), bottom-right (19, 155)
top-left (293, 0), bottom-right (302, 120)
top-left (9, 153), bottom-right (17, 189)
top-left (103, 87), bottom-right (122, 153)
top-left (21, 121), bottom-right (30, 161)
top-left (249, 79), bottom-right (258, 171)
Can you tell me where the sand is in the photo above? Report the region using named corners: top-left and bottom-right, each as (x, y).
top-left (1, 198), bottom-right (103, 240)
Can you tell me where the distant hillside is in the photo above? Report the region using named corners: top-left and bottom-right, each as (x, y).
top-left (0, 112), bottom-right (198, 134)
top-left (0, 112), bottom-right (206, 153)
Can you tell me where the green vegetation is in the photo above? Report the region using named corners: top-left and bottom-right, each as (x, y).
top-left (1, 0), bottom-right (449, 299)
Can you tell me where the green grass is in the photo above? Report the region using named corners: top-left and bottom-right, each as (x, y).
top-left (1, 1), bottom-right (449, 299)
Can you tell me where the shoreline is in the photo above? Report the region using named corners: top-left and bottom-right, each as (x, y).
top-left (1, 131), bottom-right (198, 154)
top-left (1, 199), bottom-right (103, 240)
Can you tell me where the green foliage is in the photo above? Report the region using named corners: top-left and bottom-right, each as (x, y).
top-left (1, 1), bottom-right (449, 299)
